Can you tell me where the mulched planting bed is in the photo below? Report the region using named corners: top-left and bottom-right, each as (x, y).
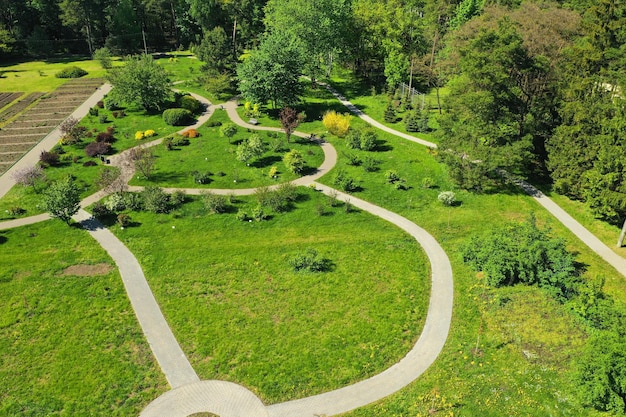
top-left (0, 92), bottom-right (46, 124)
top-left (0, 92), bottom-right (24, 110)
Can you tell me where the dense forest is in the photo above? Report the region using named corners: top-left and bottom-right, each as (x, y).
top-left (5, 0), bottom-right (624, 238)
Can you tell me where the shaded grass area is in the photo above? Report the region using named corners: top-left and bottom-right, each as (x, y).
top-left (129, 110), bottom-right (325, 189)
top-left (0, 220), bottom-right (167, 415)
top-left (316, 127), bottom-right (615, 416)
top-left (110, 188), bottom-right (430, 403)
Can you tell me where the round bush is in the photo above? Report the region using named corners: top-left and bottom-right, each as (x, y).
top-left (178, 95), bottom-right (203, 114)
top-left (163, 108), bottom-right (192, 126)
top-left (85, 141), bottom-right (112, 157)
top-left (55, 66), bottom-right (88, 78)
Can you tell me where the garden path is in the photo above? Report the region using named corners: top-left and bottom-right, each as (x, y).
top-left (318, 81), bottom-right (626, 279)
top-left (0, 86), bottom-right (455, 416)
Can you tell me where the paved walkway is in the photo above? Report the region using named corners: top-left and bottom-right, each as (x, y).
top-left (0, 83), bottom-right (113, 200)
top-left (320, 82), bottom-right (626, 279)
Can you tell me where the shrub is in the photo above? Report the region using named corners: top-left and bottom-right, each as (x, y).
top-left (98, 114), bottom-right (109, 124)
top-left (255, 186), bottom-right (292, 213)
top-left (135, 131), bottom-right (144, 140)
top-left (12, 165), bottom-right (44, 188)
top-left (96, 132), bottom-right (115, 143)
top-left (82, 160), bottom-right (97, 167)
top-left (94, 47), bottom-right (112, 69)
top-left (386, 170), bottom-right (401, 184)
top-left (123, 192), bottom-right (144, 211)
top-left (96, 100), bottom-right (104, 108)
top-left (322, 111), bottom-right (351, 137)
top-left (236, 209), bottom-right (249, 221)
top-left (360, 129), bottom-right (377, 151)
top-left (141, 186), bottom-right (171, 213)
top-left (438, 191), bottom-right (456, 206)
top-left (106, 126), bottom-right (115, 135)
top-left (89, 107), bottom-right (99, 117)
top-left (39, 151), bottom-right (59, 167)
top-left (163, 108), bottom-right (192, 126)
top-left (268, 166), bottom-right (278, 178)
top-left (55, 66), bottom-right (87, 78)
top-left (191, 170), bottom-right (211, 184)
top-left (345, 129), bottom-right (361, 150)
top-left (117, 213), bottom-right (131, 227)
top-left (181, 128), bottom-right (199, 138)
top-left (462, 216), bottom-right (579, 300)
top-left (91, 201), bottom-right (110, 218)
top-left (283, 149), bottom-right (305, 174)
top-left (344, 152), bottom-right (361, 166)
top-left (178, 95), bottom-right (203, 114)
top-left (422, 177), bottom-right (434, 189)
top-left (85, 141), bottom-right (111, 157)
top-left (170, 190), bottom-right (186, 207)
top-left (163, 137), bottom-right (173, 150)
top-left (144, 129), bottom-right (156, 138)
top-left (104, 98), bottom-right (120, 111)
top-left (8, 206), bottom-right (25, 216)
top-left (333, 169), bottom-right (358, 192)
top-left (384, 102), bottom-right (397, 123)
top-left (202, 191), bottom-right (228, 214)
top-left (362, 156), bottom-right (380, 172)
top-left (206, 121), bottom-right (223, 127)
top-left (288, 248), bottom-right (330, 273)
top-left (252, 206), bottom-right (267, 221)
top-left (104, 193), bottom-right (126, 212)
top-left (171, 137), bottom-right (190, 146)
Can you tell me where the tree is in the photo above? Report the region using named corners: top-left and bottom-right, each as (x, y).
top-left (219, 123), bottom-right (237, 144)
top-left (437, 17), bottom-right (554, 189)
top-left (237, 31), bottom-right (305, 108)
top-left (283, 149), bottom-right (305, 174)
top-left (42, 176), bottom-right (81, 225)
top-left (126, 147), bottom-right (156, 179)
top-left (195, 26), bottom-right (231, 72)
top-left (236, 134), bottom-right (265, 164)
top-left (93, 47), bottom-right (112, 69)
top-left (11, 165), bottom-right (45, 192)
top-left (107, 54), bottom-right (171, 111)
top-left (264, 0), bottom-right (353, 81)
top-left (279, 107), bottom-right (303, 143)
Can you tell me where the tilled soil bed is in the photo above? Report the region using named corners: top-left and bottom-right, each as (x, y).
top-left (0, 92), bottom-right (24, 110)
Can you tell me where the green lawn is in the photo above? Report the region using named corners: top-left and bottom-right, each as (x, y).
top-left (0, 221), bottom-right (167, 416)
top-left (129, 110), bottom-right (325, 189)
top-left (109, 188), bottom-right (430, 403)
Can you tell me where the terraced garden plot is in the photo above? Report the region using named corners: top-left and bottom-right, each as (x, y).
top-left (0, 78), bottom-right (105, 176)
top-left (0, 92), bottom-right (23, 110)
top-left (0, 92), bottom-right (45, 124)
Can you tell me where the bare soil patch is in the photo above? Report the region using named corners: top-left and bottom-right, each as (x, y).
top-left (62, 263), bottom-right (114, 277)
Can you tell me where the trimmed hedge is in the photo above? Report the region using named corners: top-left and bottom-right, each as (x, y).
top-left (55, 66), bottom-right (88, 78)
top-left (163, 108), bottom-right (192, 126)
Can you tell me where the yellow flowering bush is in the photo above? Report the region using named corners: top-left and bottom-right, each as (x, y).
top-left (135, 131), bottom-right (144, 140)
top-left (144, 129), bottom-right (156, 137)
top-left (322, 111), bottom-right (351, 138)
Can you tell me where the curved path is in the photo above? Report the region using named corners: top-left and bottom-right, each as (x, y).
top-left (0, 84), bottom-right (454, 416)
top-left (319, 81), bottom-right (626, 279)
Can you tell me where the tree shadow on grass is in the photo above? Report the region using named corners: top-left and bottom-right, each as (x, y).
top-left (0, 233), bottom-right (7, 244)
top-left (251, 155), bottom-right (282, 168)
top-left (302, 101), bottom-right (355, 122)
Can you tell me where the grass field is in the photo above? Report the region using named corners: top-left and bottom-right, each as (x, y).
top-left (0, 221), bottom-right (167, 416)
top-left (1, 54), bottom-right (623, 416)
top-left (109, 188), bottom-right (430, 403)
top-left (129, 110), bottom-right (325, 189)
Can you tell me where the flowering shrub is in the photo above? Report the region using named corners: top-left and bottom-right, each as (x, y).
top-left (322, 111), bottom-right (351, 138)
top-left (268, 166), bottom-right (278, 178)
top-left (135, 131), bottom-right (144, 140)
top-left (144, 129), bottom-right (156, 137)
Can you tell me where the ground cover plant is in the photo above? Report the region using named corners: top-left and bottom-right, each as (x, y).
top-left (0, 221), bottom-right (166, 415)
top-left (108, 188), bottom-right (430, 403)
top-left (128, 110), bottom-right (324, 189)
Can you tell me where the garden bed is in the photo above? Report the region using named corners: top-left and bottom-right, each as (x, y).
top-left (0, 92), bottom-right (24, 110)
top-left (0, 92), bottom-right (45, 124)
